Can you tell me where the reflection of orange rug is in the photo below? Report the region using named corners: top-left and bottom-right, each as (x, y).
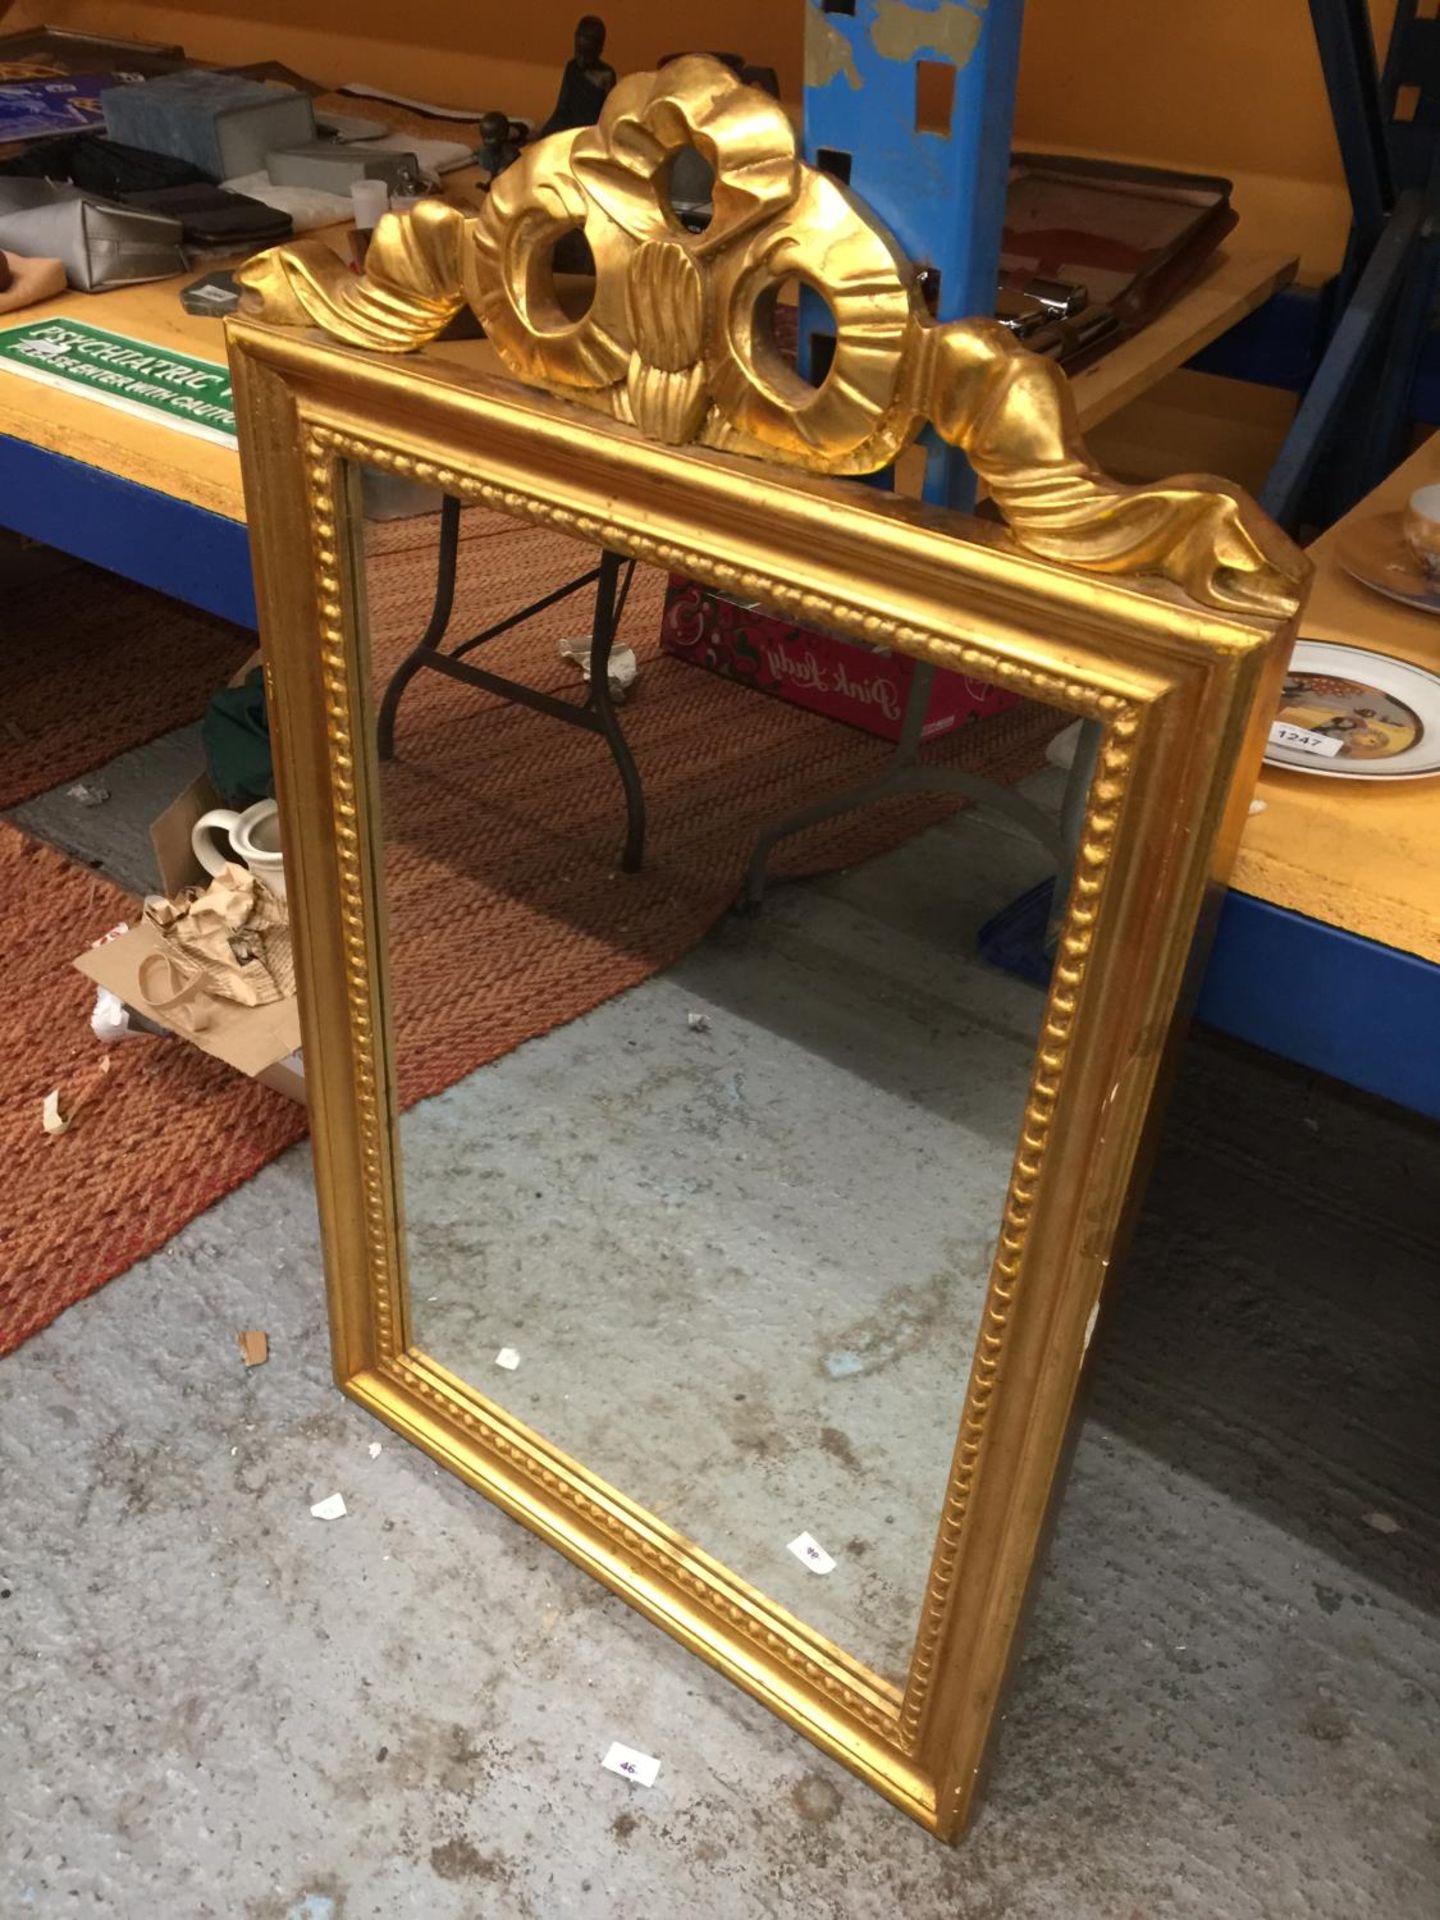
top-left (1, 516), bottom-right (1060, 1355)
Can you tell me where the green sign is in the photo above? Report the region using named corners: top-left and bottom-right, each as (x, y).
top-left (0, 317), bottom-right (236, 446)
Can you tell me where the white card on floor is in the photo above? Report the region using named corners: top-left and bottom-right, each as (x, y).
top-left (494, 1347), bottom-right (520, 1370)
top-left (603, 1742), bottom-right (660, 1787)
top-left (787, 1532), bottom-right (836, 1575)
top-left (310, 1493), bottom-right (347, 1520)
top-left (1268, 720), bottom-right (1343, 759)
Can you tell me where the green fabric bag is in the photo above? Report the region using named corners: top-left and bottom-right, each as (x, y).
top-left (201, 666), bottom-right (273, 809)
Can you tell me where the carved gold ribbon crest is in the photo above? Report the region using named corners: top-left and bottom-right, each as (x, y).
top-left (237, 56), bottom-right (1305, 619)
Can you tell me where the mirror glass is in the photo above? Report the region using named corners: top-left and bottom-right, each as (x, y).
top-left (356, 471), bottom-right (1068, 1683)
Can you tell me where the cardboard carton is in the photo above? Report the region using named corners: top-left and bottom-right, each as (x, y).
top-left (71, 646), bottom-right (303, 1105)
top-left (150, 769), bottom-right (226, 897)
top-left (74, 920), bottom-right (305, 1104)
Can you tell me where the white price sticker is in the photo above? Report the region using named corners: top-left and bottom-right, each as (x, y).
top-left (1268, 720), bottom-right (1343, 759)
top-left (602, 1742), bottom-right (660, 1787)
top-left (787, 1532), bottom-right (837, 1575)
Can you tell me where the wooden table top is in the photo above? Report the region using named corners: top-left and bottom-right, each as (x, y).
top-left (0, 235), bottom-right (1296, 524)
top-left (1234, 436), bottom-right (1440, 963)
top-left (28, 219), bottom-right (1414, 960)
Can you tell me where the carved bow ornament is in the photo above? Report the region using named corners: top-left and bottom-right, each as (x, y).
top-left (237, 56), bottom-right (1305, 619)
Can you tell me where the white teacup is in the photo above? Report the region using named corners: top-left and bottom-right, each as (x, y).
top-left (192, 798), bottom-right (286, 899)
top-left (1403, 482), bottom-right (1440, 579)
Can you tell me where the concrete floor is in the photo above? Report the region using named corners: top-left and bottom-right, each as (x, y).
top-left (4, 723), bottom-right (1439, 1918)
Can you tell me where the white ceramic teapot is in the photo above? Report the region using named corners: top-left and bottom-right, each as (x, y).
top-left (191, 798), bottom-right (286, 899)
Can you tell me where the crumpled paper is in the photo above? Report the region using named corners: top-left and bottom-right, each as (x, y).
top-left (41, 1056), bottom-right (113, 1136)
top-left (142, 862), bottom-right (293, 1013)
top-left (558, 635), bottom-right (639, 703)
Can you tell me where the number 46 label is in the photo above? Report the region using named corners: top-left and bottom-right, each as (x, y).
top-left (1269, 720), bottom-right (1343, 759)
top-left (787, 1531), bottom-right (837, 1575)
top-left (603, 1742), bottom-right (660, 1786)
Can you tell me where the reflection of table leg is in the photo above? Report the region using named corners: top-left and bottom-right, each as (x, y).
top-left (742, 661), bottom-right (1064, 909)
top-left (376, 495), bottom-right (645, 870)
top-left (586, 550), bottom-right (646, 873)
top-left (378, 494), bottom-right (462, 760)
top-left (969, 717), bottom-right (1101, 981)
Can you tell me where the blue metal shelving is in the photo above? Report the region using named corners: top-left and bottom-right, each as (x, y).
top-left (802, 0), bottom-right (1023, 510)
top-left (801, 0), bottom-right (1439, 1116)
top-left (0, 432), bottom-right (255, 626)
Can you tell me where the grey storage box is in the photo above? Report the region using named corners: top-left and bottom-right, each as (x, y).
top-left (0, 180), bottom-right (186, 291)
top-left (266, 142), bottom-right (420, 193)
top-left (103, 71), bottom-right (315, 181)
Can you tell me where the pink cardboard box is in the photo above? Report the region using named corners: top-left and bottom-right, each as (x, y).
top-left (660, 577), bottom-right (1021, 744)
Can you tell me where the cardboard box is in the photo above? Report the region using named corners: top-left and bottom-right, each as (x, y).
top-left (659, 577), bottom-right (1022, 744)
top-left (75, 919), bottom-right (305, 1104)
top-left (72, 646), bottom-right (303, 1104)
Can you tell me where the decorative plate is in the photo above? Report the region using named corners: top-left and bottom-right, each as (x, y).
top-left (1264, 639), bottom-right (1440, 779)
top-left (1333, 510), bottom-right (1440, 615)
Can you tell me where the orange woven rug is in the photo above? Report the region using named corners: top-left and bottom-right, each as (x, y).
top-left (1, 514), bottom-right (1059, 1353)
top-left (1, 559), bottom-right (254, 810)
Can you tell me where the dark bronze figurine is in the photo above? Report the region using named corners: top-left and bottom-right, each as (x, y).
top-left (475, 109), bottom-right (520, 181)
top-left (536, 15), bottom-right (617, 139)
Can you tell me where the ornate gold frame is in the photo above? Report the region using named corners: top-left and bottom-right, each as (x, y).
top-left (227, 58), bottom-right (1304, 1841)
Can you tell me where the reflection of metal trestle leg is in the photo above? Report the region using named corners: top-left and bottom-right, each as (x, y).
top-left (376, 495), bottom-right (646, 871)
top-left (377, 494), bottom-right (462, 761)
top-left (742, 661), bottom-right (1064, 910)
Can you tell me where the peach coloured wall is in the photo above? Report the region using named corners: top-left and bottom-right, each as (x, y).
top-left (9, 0), bottom-right (1399, 273)
top-left (1014, 0), bottom-right (1398, 279)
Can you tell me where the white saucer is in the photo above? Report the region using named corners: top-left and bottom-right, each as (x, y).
top-left (1263, 639), bottom-right (1440, 780)
top-left (1334, 510), bottom-right (1440, 615)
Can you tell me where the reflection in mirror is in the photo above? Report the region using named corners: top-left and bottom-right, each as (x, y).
top-left (356, 469), bottom-right (1067, 1683)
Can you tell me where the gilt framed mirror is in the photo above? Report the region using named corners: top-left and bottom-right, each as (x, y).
top-left (226, 58), bottom-right (1304, 1840)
